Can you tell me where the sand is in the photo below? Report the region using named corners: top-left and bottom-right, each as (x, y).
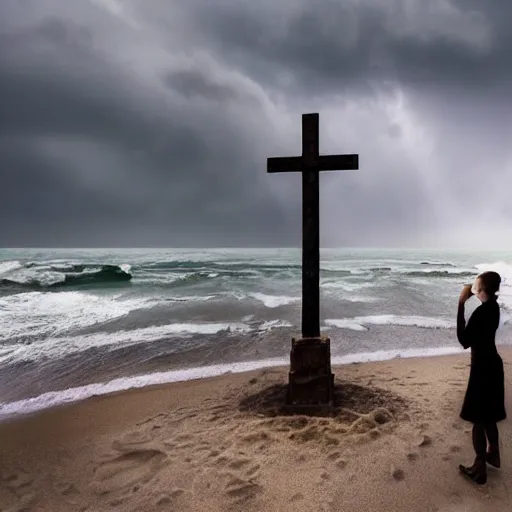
top-left (1, 348), bottom-right (511, 512)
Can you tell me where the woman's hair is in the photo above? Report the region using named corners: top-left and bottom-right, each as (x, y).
top-left (478, 271), bottom-right (501, 296)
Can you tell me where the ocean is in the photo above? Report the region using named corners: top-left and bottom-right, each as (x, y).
top-left (1, 248), bottom-right (511, 419)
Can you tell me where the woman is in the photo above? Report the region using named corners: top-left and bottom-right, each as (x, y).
top-left (457, 271), bottom-right (506, 485)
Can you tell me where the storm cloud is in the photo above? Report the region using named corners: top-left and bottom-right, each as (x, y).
top-left (1, 0), bottom-right (511, 247)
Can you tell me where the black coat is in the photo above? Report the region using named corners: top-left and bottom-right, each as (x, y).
top-left (457, 298), bottom-right (506, 424)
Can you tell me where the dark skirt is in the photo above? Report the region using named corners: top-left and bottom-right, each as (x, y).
top-left (460, 353), bottom-right (506, 424)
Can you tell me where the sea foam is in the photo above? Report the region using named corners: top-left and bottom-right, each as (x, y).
top-left (0, 291), bottom-right (147, 343)
top-left (0, 321), bottom-right (254, 364)
top-left (250, 293), bottom-right (299, 308)
top-left (325, 315), bottom-right (454, 331)
top-left (0, 346), bottom-right (470, 420)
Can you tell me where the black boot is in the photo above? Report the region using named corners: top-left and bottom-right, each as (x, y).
top-left (486, 444), bottom-right (501, 469)
top-left (459, 459), bottom-right (487, 485)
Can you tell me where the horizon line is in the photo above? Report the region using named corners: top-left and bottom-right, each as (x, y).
top-left (3, 246), bottom-right (512, 251)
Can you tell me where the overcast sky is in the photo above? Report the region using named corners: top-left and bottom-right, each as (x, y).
top-left (1, 0), bottom-right (512, 248)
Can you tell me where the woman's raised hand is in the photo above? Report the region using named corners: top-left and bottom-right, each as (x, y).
top-left (459, 284), bottom-right (473, 304)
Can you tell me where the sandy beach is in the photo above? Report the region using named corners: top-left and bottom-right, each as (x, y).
top-left (1, 348), bottom-right (511, 512)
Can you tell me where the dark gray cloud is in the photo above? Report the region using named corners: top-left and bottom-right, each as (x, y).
top-left (1, 0), bottom-right (511, 247)
top-left (188, 0), bottom-right (512, 98)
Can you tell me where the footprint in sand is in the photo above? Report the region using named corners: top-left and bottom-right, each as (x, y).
top-left (290, 492), bottom-right (304, 502)
top-left (335, 459), bottom-right (348, 470)
top-left (327, 451), bottom-right (341, 461)
top-left (1, 493), bottom-right (37, 512)
top-left (228, 457), bottom-right (252, 470)
top-left (174, 434), bottom-right (194, 443)
top-left (93, 442), bottom-right (168, 496)
top-left (245, 464), bottom-right (261, 477)
top-left (241, 431), bottom-right (272, 445)
top-left (289, 425), bottom-right (325, 443)
top-left (193, 442), bottom-right (212, 455)
top-left (175, 442), bottom-right (193, 450)
top-left (2, 470), bottom-right (33, 492)
top-left (155, 494), bottom-right (172, 506)
top-left (392, 468), bottom-right (405, 481)
top-left (320, 471), bottom-right (331, 483)
top-left (417, 435), bottom-right (433, 447)
top-left (1, 469), bottom-right (36, 511)
top-left (55, 482), bottom-right (81, 505)
top-left (117, 431), bottom-right (154, 446)
top-left (154, 488), bottom-right (187, 507)
top-left (224, 474), bottom-right (262, 502)
top-left (407, 452), bottom-right (419, 462)
top-left (325, 434), bottom-right (341, 445)
top-left (214, 455), bottom-right (230, 466)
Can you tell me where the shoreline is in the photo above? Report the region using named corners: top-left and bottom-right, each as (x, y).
top-left (1, 348), bottom-right (511, 511)
top-left (2, 345), bottom-right (511, 423)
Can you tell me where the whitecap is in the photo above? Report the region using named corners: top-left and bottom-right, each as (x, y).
top-left (325, 315), bottom-right (454, 331)
top-left (0, 321), bottom-right (253, 364)
top-left (258, 320), bottom-right (293, 331)
top-left (0, 260), bottom-right (23, 276)
top-left (249, 293), bottom-right (299, 308)
top-left (0, 292), bottom-right (151, 342)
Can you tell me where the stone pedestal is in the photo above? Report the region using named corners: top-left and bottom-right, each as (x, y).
top-left (286, 336), bottom-right (334, 409)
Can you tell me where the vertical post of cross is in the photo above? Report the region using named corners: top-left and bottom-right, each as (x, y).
top-left (301, 114), bottom-right (320, 339)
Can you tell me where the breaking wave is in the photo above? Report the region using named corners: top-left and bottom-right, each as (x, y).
top-left (0, 261), bottom-right (132, 290)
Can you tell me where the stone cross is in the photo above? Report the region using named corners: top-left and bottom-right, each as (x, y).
top-left (267, 113), bottom-right (359, 407)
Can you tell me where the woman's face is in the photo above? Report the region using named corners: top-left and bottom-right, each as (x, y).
top-left (471, 277), bottom-right (487, 301)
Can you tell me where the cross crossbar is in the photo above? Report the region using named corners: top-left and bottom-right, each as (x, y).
top-left (267, 154), bottom-right (358, 173)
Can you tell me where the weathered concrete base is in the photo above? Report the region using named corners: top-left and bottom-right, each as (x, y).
top-left (285, 336), bottom-right (334, 410)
